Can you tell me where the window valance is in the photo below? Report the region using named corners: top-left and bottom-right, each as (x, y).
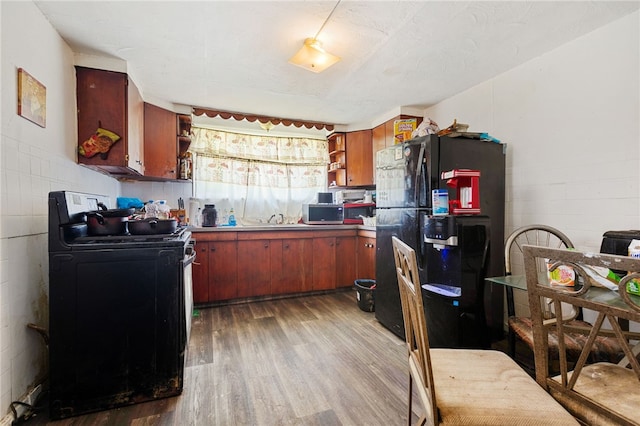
top-left (190, 126), bottom-right (329, 165)
top-left (192, 108), bottom-right (335, 132)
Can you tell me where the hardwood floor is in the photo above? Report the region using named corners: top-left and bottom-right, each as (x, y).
top-left (29, 290), bottom-right (413, 425)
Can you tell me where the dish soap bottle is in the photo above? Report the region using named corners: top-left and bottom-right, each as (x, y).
top-left (228, 208), bottom-right (237, 226)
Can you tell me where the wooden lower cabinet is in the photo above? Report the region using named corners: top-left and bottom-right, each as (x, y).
top-left (192, 240), bottom-right (239, 303)
top-left (193, 229), bottom-right (372, 304)
top-left (336, 236), bottom-right (357, 288)
top-left (192, 241), bottom-right (210, 303)
top-left (272, 238), bottom-right (314, 294)
top-left (312, 237), bottom-right (336, 290)
top-left (237, 240), bottom-right (272, 298)
top-left (357, 231), bottom-right (376, 280)
top-left (208, 241), bottom-right (238, 302)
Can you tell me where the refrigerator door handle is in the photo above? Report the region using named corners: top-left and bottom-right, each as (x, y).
top-left (415, 142), bottom-right (426, 206)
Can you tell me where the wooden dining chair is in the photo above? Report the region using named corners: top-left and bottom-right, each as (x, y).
top-left (505, 225), bottom-right (628, 370)
top-left (391, 236), bottom-right (578, 425)
top-left (523, 245), bottom-right (640, 425)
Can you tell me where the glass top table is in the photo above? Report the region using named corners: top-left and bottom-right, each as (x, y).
top-left (486, 274), bottom-right (640, 320)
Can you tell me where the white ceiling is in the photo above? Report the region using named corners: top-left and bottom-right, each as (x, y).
top-left (35, 1), bottom-right (639, 133)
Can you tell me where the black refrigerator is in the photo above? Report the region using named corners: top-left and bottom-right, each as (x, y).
top-left (375, 134), bottom-right (506, 341)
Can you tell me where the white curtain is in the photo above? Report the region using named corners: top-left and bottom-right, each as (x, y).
top-left (189, 127), bottom-right (328, 225)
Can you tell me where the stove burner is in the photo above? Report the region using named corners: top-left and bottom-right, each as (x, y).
top-left (72, 227), bottom-right (188, 245)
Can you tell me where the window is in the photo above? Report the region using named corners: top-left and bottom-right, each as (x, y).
top-left (189, 127), bottom-right (329, 225)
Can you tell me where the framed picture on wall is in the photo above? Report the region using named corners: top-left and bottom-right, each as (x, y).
top-left (17, 68), bottom-right (46, 128)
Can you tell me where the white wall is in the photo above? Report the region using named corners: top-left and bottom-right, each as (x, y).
top-left (121, 180), bottom-right (192, 211)
top-left (425, 11), bottom-right (639, 253)
top-left (424, 12), bottom-right (639, 317)
top-left (0, 1), bottom-right (120, 414)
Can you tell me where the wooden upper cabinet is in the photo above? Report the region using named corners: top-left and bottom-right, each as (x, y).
top-left (76, 66), bottom-right (144, 175)
top-left (345, 129), bottom-right (373, 186)
top-left (372, 122), bottom-right (389, 159)
top-left (372, 115), bottom-right (423, 184)
top-left (143, 103), bottom-right (178, 179)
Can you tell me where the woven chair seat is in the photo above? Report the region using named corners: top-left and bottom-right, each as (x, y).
top-left (509, 316), bottom-right (628, 363)
top-left (549, 363), bottom-right (640, 425)
top-left (429, 348), bottom-right (578, 425)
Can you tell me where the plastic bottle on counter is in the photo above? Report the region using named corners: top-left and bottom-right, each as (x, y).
top-left (195, 208), bottom-right (202, 227)
top-left (220, 208), bottom-right (229, 226)
top-left (156, 200), bottom-right (170, 219)
top-left (144, 200), bottom-right (158, 219)
top-left (228, 208), bottom-right (237, 226)
top-left (202, 204), bottom-right (218, 227)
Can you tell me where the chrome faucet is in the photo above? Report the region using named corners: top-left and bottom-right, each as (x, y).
top-left (278, 213), bottom-right (284, 224)
top-left (267, 214), bottom-right (276, 224)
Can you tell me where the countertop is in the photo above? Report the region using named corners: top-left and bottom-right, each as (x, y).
top-left (190, 224), bottom-right (375, 233)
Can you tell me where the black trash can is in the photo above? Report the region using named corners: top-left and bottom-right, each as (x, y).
top-left (355, 279), bottom-right (376, 312)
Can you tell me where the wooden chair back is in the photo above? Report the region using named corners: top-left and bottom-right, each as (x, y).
top-left (392, 237), bottom-right (580, 425)
top-left (523, 245), bottom-right (640, 425)
top-left (505, 225), bottom-right (574, 276)
top-left (392, 236), bottom-right (438, 425)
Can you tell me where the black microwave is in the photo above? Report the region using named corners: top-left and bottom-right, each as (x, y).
top-left (302, 204), bottom-right (344, 224)
top-left (343, 203), bottom-right (376, 224)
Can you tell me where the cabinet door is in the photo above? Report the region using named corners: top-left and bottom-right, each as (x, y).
top-left (127, 79), bottom-right (144, 174)
top-left (336, 236), bottom-right (357, 288)
top-left (274, 238), bottom-right (313, 294)
top-left (76, 67), bottom-right (128, 168)
top-left (313, 237), bottom-right (336, 290)
top-left (209, 241), bottom-right (238, 301)
top-left (237, 240), bottom-right (271, 298)
top-left (192, 242), bottom-right (210, 304)
top-left (346, 129), bottom-right (373, 186)
top-left (143, 103), bottom-right (177, 179)
top-left (372, 123), bottom-right (387, 162)
top-left (357, 236), bottom-right (376, 280)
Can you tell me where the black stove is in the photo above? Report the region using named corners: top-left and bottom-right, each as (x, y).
top-left (48, 191), bottom-right (194, 420)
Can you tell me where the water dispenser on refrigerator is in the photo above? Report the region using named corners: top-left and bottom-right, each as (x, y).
top-left (421, 214), bottom-right (492, 348)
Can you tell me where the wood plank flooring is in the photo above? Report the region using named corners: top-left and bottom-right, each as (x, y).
top-left (29, 290), bottom-right (414, 425)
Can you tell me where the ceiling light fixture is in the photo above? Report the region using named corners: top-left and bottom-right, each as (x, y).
top-left (288, 0), bottom-right (341, 73)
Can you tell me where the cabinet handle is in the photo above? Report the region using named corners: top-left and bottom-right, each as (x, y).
top-left (264, 244), bottom-right (269, 248)
top-left (284, 244), bottom-right (289, 249)
top-left (193, 261), bottom-right (201, 266)
top-left (210, 247), bottom-right (216, 252)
